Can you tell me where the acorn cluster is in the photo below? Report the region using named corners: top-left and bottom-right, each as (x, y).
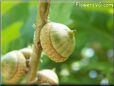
top-left (1, 22), bottom-right (75, 84)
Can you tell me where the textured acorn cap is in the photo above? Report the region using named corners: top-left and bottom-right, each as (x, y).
top-left (37, 69), bottom-right (59, 84)
top-left (40, 22), bottom-right (75, 62)
top-left (1, 51), bottom-right (27, 83)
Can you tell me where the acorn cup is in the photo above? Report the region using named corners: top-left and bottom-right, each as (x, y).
top-left (40, 22), bottom-right (76, 62)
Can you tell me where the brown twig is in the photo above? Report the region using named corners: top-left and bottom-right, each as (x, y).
top-left (28, 0), bottom-right (50, 82)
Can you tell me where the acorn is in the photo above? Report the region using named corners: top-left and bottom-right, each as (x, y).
top-left (40, 22), bottom-right (75, 62)
top-left (1, 51), bottom-right (28, 84)
top-left (19, 47), bottom-right (32, 59)
top-left (19, 47), bottom-right (32, 67)
top-left (31, 69), bottom-right (59, 85)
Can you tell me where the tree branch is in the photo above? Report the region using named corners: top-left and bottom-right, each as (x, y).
top-left (28, 0), bottom-right (50, 82)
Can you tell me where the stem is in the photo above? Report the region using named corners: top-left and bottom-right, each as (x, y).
top-left (28, 0), bottom-right (50, 82)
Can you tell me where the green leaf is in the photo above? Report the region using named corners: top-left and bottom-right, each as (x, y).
top-left (50, 2), bottom-right (73, 25)
top-left (2, 21), bottom-right (23, 54)
top-left (70, 7), bottom-right (113, 49)
top-left (2, 2), bottom-right (38, 54)
top-left (1, 1), bottom-right (22, 15)
top-left (2, 3), bottom-right (29, 30)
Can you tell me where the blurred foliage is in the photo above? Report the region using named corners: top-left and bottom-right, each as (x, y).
top-left (1, 0), bottom-right (114, 85)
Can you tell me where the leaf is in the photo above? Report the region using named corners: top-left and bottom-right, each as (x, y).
top-left (2, 3), bottom-right (29, 30)
top-left (49, 2), bottom-right (73, 25)
top-left (70, 7), bottom-right (113, 49)
top-left (1, 1), bottom-right (21, 15)
top-left (2, 2), bottom-right (38, 54)
top-left (2, 21), bottom-right (23, 54)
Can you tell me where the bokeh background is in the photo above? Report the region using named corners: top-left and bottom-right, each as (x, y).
top-left (1, 0), bottom-right (114, 85)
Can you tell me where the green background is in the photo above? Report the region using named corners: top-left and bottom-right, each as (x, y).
top-left (1, 0), bottom-right (114, 85)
